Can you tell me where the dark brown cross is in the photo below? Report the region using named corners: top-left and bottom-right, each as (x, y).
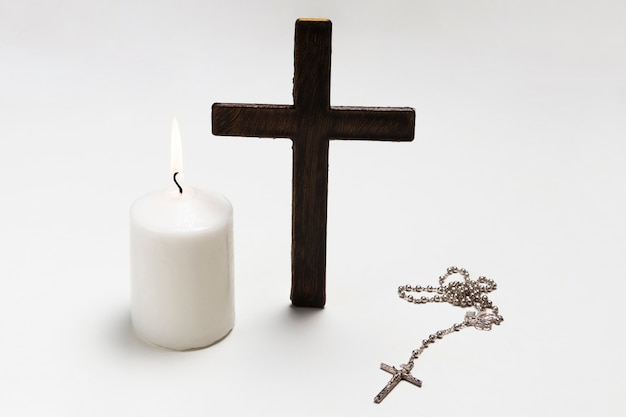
top-left (212, 19), bottom-right (415, 308)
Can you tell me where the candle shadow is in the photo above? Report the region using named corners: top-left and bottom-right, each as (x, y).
top-left (112, 310), bottom-right (172, 354)
top-left (111, 309), bottom-right (234, 354)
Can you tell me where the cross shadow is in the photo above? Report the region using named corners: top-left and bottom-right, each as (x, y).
top-left (287, 304), bottom-right (325, 319)
top-left (266, 304), bottom-right (326, 332)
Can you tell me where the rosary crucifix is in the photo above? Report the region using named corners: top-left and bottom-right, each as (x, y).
top-left (212, 19), bottom-right (415, 307)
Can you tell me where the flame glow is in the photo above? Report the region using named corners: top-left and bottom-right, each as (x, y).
top-left (170, 117), bottom-right (183, 182)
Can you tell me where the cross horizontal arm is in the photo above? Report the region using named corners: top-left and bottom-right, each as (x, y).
top-left (406, 375), bottom-right (422, 387)
top-left (329, 106), bottom-right (415, 141)
top-left (380, 363), bottom-right (397, 374)
top-left (212, 103), bottom-right (296, 138)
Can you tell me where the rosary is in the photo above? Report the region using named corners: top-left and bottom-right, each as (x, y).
top-left (374, 266), bottom-right (504, 403)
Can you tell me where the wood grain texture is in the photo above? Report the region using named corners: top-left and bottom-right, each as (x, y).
top-left (212, 19), bottom-right (415, 308)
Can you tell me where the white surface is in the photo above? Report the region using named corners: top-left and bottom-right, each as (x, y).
top-left (1, 1), bottom-right (625, 416)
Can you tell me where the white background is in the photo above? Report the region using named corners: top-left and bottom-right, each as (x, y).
top-left (1, 1), bottom-right (625, 415)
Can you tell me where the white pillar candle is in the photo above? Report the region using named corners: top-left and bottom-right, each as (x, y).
top-left (130, 118), bottom-right (234, 351)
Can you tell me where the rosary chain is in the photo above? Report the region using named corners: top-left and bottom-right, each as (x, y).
top-left (396, 266), bottom-right (503, 371)
top-left (374, 267), bottom-right (503, 403)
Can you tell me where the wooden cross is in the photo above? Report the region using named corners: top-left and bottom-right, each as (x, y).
top-left (374, 363), bottom-right (422, 403)
top-left (212, 19), bottom-right (415, 308)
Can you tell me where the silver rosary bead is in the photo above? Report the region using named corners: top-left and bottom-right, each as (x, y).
top-left (375, 267), bottom-right (503, 403)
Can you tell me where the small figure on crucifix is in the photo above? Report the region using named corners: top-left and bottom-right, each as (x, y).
top-left (374, 363), bottom-right (422, 403)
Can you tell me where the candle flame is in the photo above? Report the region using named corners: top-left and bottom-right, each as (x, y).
top-left (170, 117), bottom-right (183, 182)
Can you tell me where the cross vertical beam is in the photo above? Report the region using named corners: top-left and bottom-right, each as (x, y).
top-left (212, 19), bottom-right (415, 308)
top-left (291, 20), bottom-right (332, 308)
